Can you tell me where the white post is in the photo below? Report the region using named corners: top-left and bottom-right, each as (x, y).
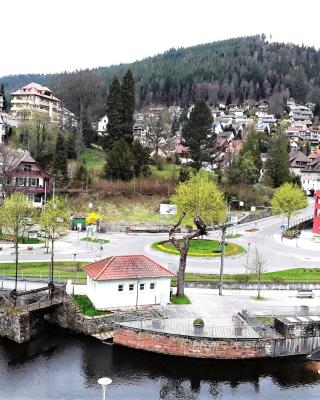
top-left (98, 378), bottom-right (112, 400)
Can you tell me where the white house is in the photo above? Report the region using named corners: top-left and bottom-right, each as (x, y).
top-left (97, 115), bottom-right (108, 136)
top-left (83, 255), bottom-right (175, 310)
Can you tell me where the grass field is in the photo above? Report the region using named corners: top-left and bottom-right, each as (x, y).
top-left (73, 295), bottom-right (110, 316)
top-left (82, 148), bottom-right (105, 173)
top-left (171, 294), bottom-right (190, 304)
top-left (81, 238), bottom-right (110, 244)
top-left (0, 262), bottom-right (88, 283)
top-left (152, 239), bottom-right (246, 257)
top-left (2, 262), bottom-right (320, 285)
top-left (150, 163), bottom-right (182, 179)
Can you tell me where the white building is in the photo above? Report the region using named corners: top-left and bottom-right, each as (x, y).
top-left (84, 255), bottom-right (175, 310)
top-left (97, 115), bottom-right (108, 136)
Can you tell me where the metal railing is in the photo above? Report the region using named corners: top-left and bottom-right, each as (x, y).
top-left (116, 319), bottom-right (264, 339)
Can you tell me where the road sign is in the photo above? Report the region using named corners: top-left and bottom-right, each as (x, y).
top-left (280, 224), bottom-right (286, 231)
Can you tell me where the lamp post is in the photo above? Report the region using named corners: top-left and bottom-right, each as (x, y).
top-left (98, 377), bottom-right (112, 400)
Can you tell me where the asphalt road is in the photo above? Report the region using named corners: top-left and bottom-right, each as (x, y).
top-left (0, 200), bottom-right (317, 275)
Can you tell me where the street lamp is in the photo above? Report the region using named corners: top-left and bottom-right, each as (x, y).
top-left (98, 377), bottom-right (112, 400)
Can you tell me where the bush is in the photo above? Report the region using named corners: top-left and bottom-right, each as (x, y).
top-left (283, 229), bottom-right (300, 239)
top-left (193, 318), bottom-right (204, 326)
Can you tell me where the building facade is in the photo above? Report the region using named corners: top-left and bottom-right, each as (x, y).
top-left (11, 82), bottom-right (61, 124)
top-left (0, 149), bottom-right (51, 207)
top-left (84, 255), bottom-right (175, 309)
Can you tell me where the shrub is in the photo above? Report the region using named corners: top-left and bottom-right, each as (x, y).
top-left (283, 229), bottom-right (300, 239)
top-left (193, 318), bottom-right (204, 326)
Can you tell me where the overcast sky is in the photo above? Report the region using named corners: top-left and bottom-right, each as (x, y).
top-left (2, 0), bottom-right (320, 77)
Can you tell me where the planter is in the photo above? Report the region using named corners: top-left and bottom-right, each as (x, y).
top-left (152, 320), bottom-right (162, 329)
top-left (193, 324), bottom-right (204, 334)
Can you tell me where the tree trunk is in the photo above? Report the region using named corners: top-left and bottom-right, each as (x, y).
top-left (176, 249), bottom-right (188, 297)
top-left (257, 273), bottom-right (261, 299)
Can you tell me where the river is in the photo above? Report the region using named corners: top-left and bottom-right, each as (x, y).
top-left (0, 326), bottom-right (320, 399)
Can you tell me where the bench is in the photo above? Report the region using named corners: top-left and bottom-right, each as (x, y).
top-left (297, 290), bottom-right (314, 299)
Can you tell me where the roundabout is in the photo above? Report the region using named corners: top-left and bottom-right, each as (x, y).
top-left (151, 239), bottom-right (245, 257)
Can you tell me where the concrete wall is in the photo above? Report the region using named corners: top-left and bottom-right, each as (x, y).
top-left (87, 277), bottom-right (171, 310)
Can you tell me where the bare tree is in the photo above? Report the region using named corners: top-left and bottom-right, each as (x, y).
top-left (245, 247), bottom-right (267, 299)
top-left (146, 109), bottom-right (171, 156)
top-left (0, 146), bottom-right (19, 201)
top-left (169, 213), bottom-right (206, 297)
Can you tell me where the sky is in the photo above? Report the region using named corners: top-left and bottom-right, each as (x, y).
top-left (2, 0), bottom-right (320, 77)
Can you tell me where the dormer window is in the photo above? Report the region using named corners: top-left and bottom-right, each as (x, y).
top-left (23, 164), bottom-right (32, 171)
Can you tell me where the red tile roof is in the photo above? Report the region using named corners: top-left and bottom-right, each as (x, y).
top-left (83, 255), bottom-right (176, 281)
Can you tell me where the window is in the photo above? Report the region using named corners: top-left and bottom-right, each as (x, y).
top-left (150, 283), bottom-right (156, 290)
top-left (31, 178), bottom-right (37, 187)
top-left (139, 283), bottom-right (145, 291)
top-left (23, 164), bottom-right (32, 171)
top-left (118, 284), bottom-right (124, 292)
top-left (129, 284), bottom-right (134, 291)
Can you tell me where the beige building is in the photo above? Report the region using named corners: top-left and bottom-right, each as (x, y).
top-left (11, 82), bottom-right (61, 123)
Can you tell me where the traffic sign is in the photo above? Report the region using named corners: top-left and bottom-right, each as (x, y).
top-left (280, 224), bottom-right (286, 231)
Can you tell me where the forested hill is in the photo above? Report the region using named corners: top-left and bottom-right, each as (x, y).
top-left (2, 35), bottom-right (320, 115)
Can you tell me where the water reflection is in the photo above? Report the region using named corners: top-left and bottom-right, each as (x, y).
top-left (0, 326), bottom-right (320, 399)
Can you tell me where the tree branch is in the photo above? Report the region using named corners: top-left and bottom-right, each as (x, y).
top-left (169, 212), bottom-right (186, 251)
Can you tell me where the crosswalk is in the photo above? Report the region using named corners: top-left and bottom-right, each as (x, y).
top-left (241, 231), bottom-right (272, 240)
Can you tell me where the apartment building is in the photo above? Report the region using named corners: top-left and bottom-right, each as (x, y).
top-left (11, 82), bottom-right (61, 123)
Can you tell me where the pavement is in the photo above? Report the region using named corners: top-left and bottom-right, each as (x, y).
top-left (0, 199), bottom-right (318, 275)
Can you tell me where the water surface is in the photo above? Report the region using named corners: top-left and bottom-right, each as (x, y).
top-left (0, 326), bottom-right (320, 399)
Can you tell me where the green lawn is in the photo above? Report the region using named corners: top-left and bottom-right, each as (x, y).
top-left (1, 262), bottom-right (320, 286)
top-left (0, 235), bottom-right (43, 244)
top-left (81, 238), bottom-right (110, 244)
top-left (73, 295), bottom-right (110, 317)
top-left (0, 261), bottom-right (87, 283)
top-left (152, 239), bottom-right (245, 257)
top-left (150, 163), bottom-right (181, 178)
top-left (226, 234), bottom-right (242, 239)
top-left (82, 148), bottom-right (105, 172)
top-left (172, 268), bottom-right (320, 284)
top-left (171, 294), bottom-right (190, 304)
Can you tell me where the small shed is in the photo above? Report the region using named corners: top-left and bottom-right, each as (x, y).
top-left (83, 255), bottom-right (175, 309)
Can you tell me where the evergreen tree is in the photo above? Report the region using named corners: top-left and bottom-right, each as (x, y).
top-left (0, 84), bottom-right (7, 112)
top-left (105, 77), bottom-right (122, 148)
top-left (132, 140), bottom-right (151, 177)
top-left (314, 103), bottom-right (320, 118)
top-left (104, 139), bottom-right (135, 181)
top-left (182, 99), bottom-right (213, 170)
top-left (266, 131), bottom-right (290, 187)
top-left (121, 69), bottom-right (135, 144)
top-left (52, 132), bottom-right (68, 187)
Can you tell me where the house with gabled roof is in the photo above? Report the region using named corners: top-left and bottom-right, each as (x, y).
top-left (83, 255), bottom-right (175, 309)
top-left (0, 148), bottom-right (50, 206)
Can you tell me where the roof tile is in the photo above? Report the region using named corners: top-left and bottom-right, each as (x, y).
top-left (83, 255), bottom-right (176, 281)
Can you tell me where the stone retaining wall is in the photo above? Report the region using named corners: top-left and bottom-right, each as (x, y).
top-left (47, 300), bottom-right (113, 336)
top-left (113, 326), bottom-right (320, 359)
top-left (0, 311), bottom-right (30, 343)
top-left (113, 327), bottom-right (272, 359)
